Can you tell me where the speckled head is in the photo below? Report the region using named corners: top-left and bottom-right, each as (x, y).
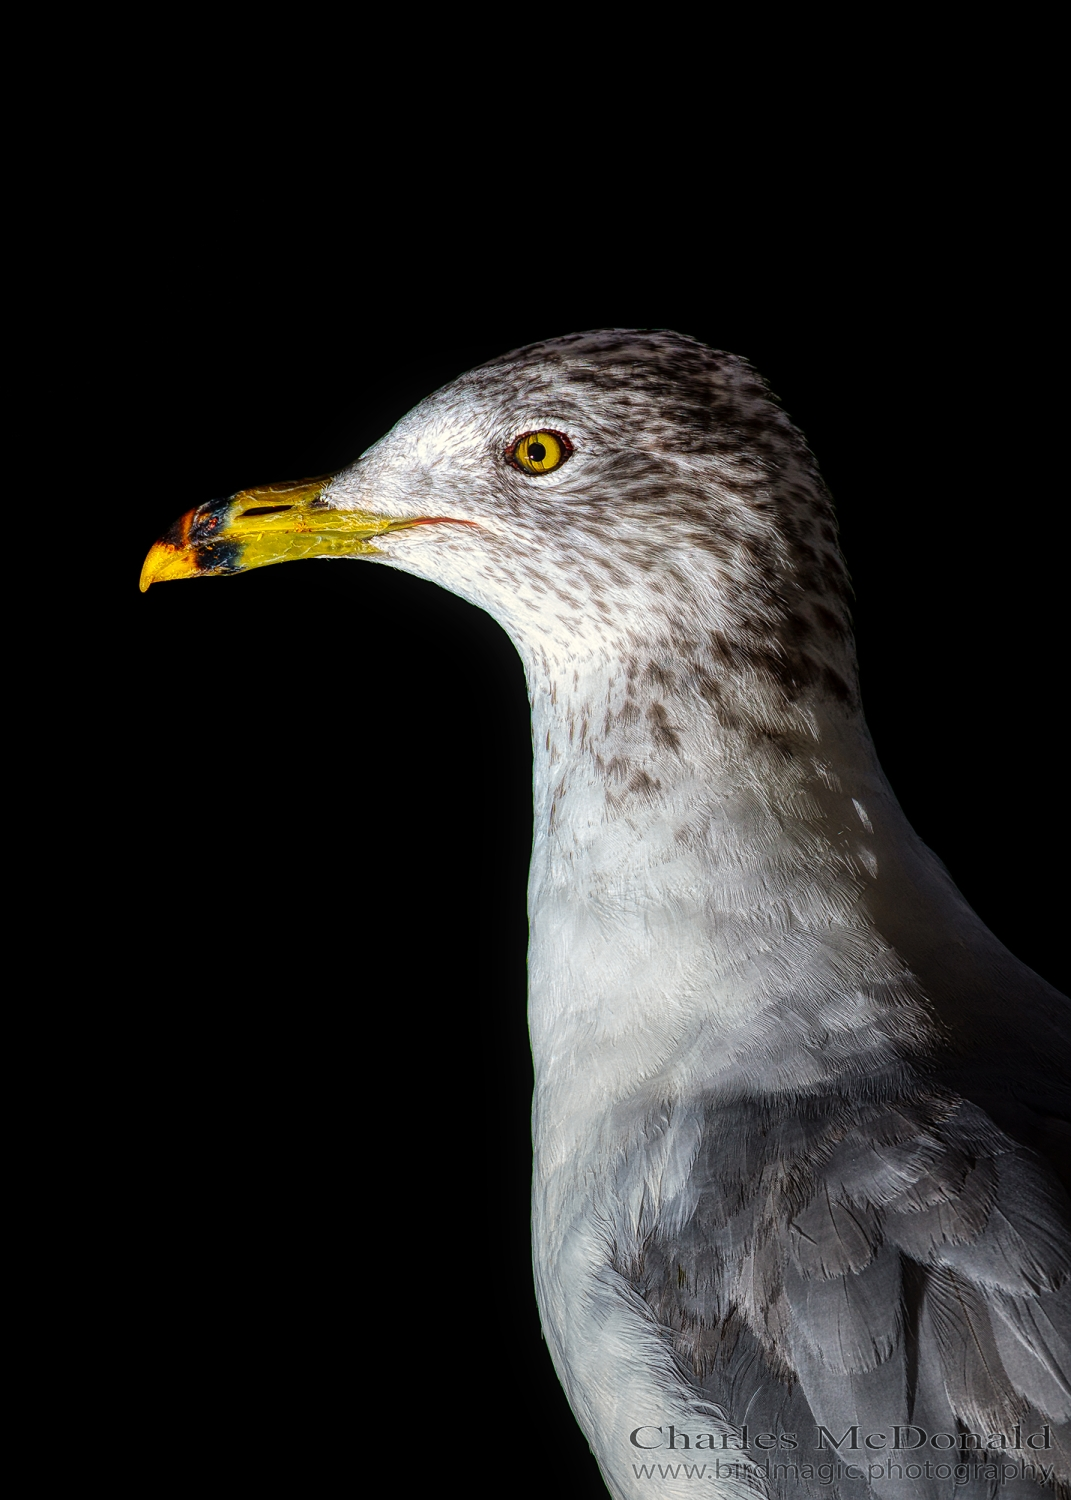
top-left (141, 329), bottom-right (858, 716)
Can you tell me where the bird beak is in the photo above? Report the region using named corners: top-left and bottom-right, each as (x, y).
top-left (139, 474), bottom-right (438, 592)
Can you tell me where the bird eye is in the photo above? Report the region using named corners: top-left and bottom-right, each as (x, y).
top-left (507, 430), bottom-right (573, 475)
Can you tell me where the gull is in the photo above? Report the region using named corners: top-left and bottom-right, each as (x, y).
top-left (142, 330), bottom-right (1070, 1499)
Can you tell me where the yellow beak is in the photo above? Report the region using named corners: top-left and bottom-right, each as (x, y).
top-left (140, 474), bottom-right (441, 592)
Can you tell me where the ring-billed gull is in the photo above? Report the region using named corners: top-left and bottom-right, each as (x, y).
top-left (141, 330), bottom-right (1070, 1499)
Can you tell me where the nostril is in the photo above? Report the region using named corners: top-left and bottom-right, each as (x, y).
top-left (241, 505), bottom-right (294, 517)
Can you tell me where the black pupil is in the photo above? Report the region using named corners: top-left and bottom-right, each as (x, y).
top-left (527, 441), bottom-right (547, 463)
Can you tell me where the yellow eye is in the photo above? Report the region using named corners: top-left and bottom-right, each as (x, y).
top-left (507, 429), bottom-right (573, 475)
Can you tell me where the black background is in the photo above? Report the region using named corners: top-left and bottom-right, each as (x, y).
top-left (62, 74), bottom-right (1064, 1495)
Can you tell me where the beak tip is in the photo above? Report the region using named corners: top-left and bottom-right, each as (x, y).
top-left (140, 540), bottom-right (199, 592)
top-left (139, 549), bottom-right (162, 593)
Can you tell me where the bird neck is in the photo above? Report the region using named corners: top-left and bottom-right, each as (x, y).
top-left (521, 643), bottom-right (935, 1127)
top-left (525, 646), bottom-right (878, 895)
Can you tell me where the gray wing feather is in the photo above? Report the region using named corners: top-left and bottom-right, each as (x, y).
top-left (782, 1241), bottom-right (902, 1371)
top-left (910, 1154), bottom-right (1071, 1294)
top-left (623, 1083), bottom-right (1071, 1498)
top-left (991, 1288), bottom-right (1071, 1421)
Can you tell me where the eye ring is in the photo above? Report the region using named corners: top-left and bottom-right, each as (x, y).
top-left (505, 429), bottom-right (573, 476)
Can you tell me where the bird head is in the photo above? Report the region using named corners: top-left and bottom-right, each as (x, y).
top-left (141, 329), bottom-right (856, 711)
